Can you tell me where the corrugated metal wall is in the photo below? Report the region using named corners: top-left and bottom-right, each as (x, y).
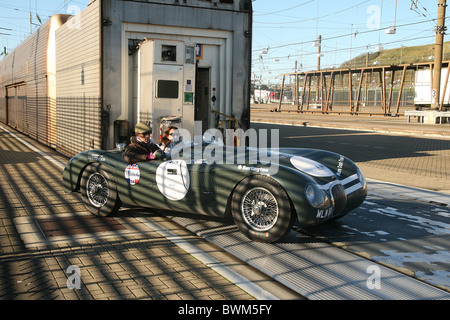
top-left (55, 0), bottom-right (102, 157)
top-left (56, 97), bottom-right (102, 157)
top-left (0, 21), bottom-right (51, 144)
top-left (1, 0), bottom-right (252, 157)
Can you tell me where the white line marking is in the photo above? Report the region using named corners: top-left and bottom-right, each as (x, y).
top-left (1, 125), bottom-right (65, 170)
top-left (138, 217), bottom-right (279, 300)
top-left (2, 125), bottom-right (278, 299)
top-left (341, 173), bottom-right (358, 185)
top-left (345, 182), bottom-right (363, 195)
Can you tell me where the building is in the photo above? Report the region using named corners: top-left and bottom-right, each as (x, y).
top-left (0, 0), bottom-right (253, 156)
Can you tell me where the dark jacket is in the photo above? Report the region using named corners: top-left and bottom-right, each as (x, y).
top-left (123, 136), bottom-right (161, 163)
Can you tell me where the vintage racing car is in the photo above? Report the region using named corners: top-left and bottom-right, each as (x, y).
top-left (63, 138), bottom-right (367, 243)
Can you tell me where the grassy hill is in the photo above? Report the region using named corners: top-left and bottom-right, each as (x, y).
top-left (339, 41), bottom-right (450, 68)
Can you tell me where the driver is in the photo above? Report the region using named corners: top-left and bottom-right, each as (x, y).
top-left (123, 122), bottom-right (165, 163)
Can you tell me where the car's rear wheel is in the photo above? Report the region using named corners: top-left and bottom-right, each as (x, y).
top-left (80, 163), bottom-right (121, 217)
top-left (231, 175), bottom-right (295, 243)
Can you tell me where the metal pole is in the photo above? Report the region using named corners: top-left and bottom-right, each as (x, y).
top-left (277, 75), bottom-right (285, 112)
top-left (431, 0), bottom-right (447, 110)
top-left (317, 35), bottom-right (322, 71)
top-left (317, 36), bottom-right (321, 108)
top-left (440, 63), bottom-right (450, 110)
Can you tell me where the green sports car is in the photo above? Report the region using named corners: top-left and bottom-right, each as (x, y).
top-left (63, 140), bottom-right (367, 243)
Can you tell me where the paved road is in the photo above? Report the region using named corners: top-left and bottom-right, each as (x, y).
top-left (1, 117), bottom-right (450, 300)
top-left (251, 122), bottom-right (450, 291)
top-left (252, 121), bottom-right (450, 194)
top-left (0, 125), bottom-right (298, 300)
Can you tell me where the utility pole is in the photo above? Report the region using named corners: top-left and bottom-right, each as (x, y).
top-left (316, 35), bottom-right (322, 108)
top-left (317, 35), bottom-right (322, 71)
top-left (431, 0), bottom-right (447, 110)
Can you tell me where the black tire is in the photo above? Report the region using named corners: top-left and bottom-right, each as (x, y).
top-left (231, 175), bottom-right (295, 243)
top-left (80, 163), bottom-right (121, 217)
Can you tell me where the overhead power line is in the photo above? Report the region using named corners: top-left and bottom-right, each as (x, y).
top-left (254, 0), bottom-right (315, 17)
top-left (253, 15), bottom-right (445, 53)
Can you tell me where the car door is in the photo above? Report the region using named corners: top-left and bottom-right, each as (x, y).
top-left (116, 160), bottom-right (162, 207)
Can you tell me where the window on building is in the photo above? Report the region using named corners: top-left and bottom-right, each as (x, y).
top-left (156, 80), bottom-right (179, 99)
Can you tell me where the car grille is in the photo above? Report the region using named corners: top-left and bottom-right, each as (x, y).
top-left (331, 183), bottom-right (347, 214)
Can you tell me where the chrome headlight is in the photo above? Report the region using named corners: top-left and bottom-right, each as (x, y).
top-left (305, 183), bottom-right (327, 208)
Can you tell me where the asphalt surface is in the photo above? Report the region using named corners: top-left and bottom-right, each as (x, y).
top-left (0, 125), bottom-right (286, 301)
top-left (252, 104), bottom-right (450, 139)
top-left (252, 105), bottom-right (450, 194)
top-left (1, 109), bottom-right (449, 301)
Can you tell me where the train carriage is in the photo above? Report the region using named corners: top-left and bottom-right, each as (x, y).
top-left (0, 0), bottom-right (253, 157)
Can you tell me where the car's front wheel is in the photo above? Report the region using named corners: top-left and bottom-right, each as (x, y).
top-left (80, 163), bottom-right (121, 217)
top-left (231, 175), bottom-right (295, 243)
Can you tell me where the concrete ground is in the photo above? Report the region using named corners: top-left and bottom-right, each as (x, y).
top-left (1, 107), bottom-right (449, 300)
top-left (251, 104), bottom-right (450, 194)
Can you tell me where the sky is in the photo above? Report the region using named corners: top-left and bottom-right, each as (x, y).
top-left (252, 0), bottom-right (444, 85)
top-left (0, 0), bottom-right (445, 85)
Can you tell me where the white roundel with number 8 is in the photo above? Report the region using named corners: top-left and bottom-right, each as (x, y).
top-left (156, 160), bottom-right (190, 201)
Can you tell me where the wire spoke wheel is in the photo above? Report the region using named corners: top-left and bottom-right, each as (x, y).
top-left (233, 176), bottom-right (296, 243)
top-left (86, 173), bottom-right (110, 207)
top-left (241, 187), bottom-right (279, 231)
top-left (80, 164), bottom-right (121, 217)
top-left (232, 176), bottom-right (294, 243)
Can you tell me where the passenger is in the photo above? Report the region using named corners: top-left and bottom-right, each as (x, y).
top-left (158, 126), bottom-right (178, 153)
top-left (123, 122), bottom-right (164, 163)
